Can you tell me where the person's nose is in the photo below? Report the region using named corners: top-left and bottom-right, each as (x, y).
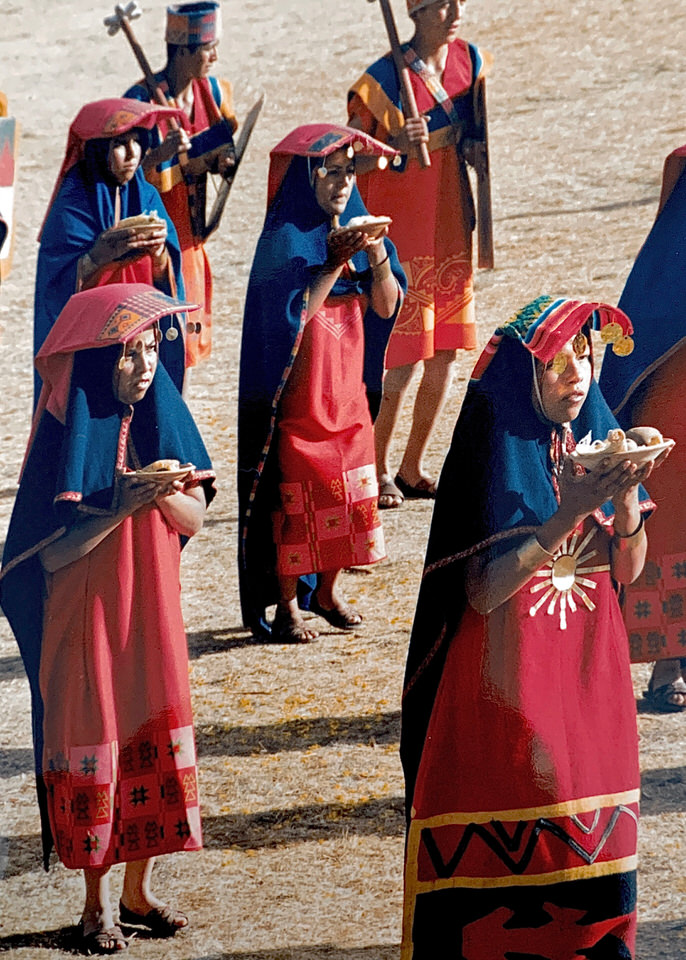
top-left (565, 356), bottom-right (584, 382)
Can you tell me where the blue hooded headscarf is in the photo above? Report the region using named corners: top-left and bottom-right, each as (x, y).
top-left (35, 100), bottom-right (188, 403)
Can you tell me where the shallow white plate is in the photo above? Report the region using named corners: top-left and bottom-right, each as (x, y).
top-left (569, 439), bottom-right (674, 471)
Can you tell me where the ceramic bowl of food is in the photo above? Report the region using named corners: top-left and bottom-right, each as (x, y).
top-left (569, 427), bottom-right (674, 471)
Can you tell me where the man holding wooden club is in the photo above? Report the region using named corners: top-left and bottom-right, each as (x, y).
top-left (125, 1), bottom-right (238, 368)
top-left (348, 0), bottom-right (492, 508)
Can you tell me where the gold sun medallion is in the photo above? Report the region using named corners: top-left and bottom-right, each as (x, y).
top-left (528, 528), bottom-right (610, 630)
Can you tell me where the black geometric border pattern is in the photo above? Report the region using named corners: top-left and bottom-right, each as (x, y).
top-left (421, 804), bottom-right (638, 880)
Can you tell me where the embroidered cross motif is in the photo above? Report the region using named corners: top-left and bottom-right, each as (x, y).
top-left (633, 600), bottom-right (651, 620)
top-left (83, 833), bottom-right (100, 854)
top-left (664, 595), bottom-right (684, 619)
top-left (130, 785), bottom-right (150, 807)
top-left (175, 819), bottom-right (191, 839)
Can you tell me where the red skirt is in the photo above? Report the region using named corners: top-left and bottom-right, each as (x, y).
top-left (273, 293), bottom-right (385, 576)
top-left (40, 505), bottom-right (201, 869)
top-left (403, 521), bottom-right (638, 958)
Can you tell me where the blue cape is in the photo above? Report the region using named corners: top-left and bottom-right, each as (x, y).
top-left (35, 146), bottom-right (186, 403)
top-left (600, 166), bottom-right (686, 422)
top-left (238, 155), bottom-right (406, 639)
top-left (0, 352), bottom-right (214, 866)
top-left (400, 333), bottom-right (650, 809)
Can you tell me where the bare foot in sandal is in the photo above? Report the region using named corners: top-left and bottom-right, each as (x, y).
top-left (78, 917), bottom-right (129, 954)
top-left (272, 603), bottom-right (319, 643)
top-left (644, 659), bottom-right (686, 711)
top-left (378, 475), bottom-right (404, 509)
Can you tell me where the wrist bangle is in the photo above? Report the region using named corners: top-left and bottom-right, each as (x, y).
top-left (515, 535), bottom-right (554, 572)
top-left (371, 254), bottom-right (392, 282)
top-left (613, 514), bottom-right (645, 549)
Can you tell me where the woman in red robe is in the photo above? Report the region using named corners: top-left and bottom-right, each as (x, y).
top-left (1, 284), bottom-right (215, 954)
top-left (401, 298), bottom-right (659, 959)
top-left (238, 125), bottom-right (406, 642)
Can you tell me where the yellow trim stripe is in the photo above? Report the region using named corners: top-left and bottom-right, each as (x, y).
top-left (409, 789), bottom-right (640, 828)
top-left (413, 855), bottom-right (638, 893)
top-left (350, 74), bottom-right (404, 139)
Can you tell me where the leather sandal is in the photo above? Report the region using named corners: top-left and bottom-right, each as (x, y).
top-left (643, 678), bottom-right (686, 713)
top-left (119, 901), bottom-right (188, 938)
top-left (310, 595), bottom-right (363, 630)
top-left (378, 478), bottom-right (404, 509)
top-left (77, 920), bottom-right (129, 954)
top-left (394, 473), bottom-right (437, 500)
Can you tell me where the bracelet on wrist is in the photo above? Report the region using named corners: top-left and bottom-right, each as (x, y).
top-left (371, 254), bottom-right (392, 282)
top-left (613, 514), bottom-right (645, 549)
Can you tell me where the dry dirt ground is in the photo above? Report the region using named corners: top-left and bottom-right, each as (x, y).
top-left (1, 0), bottom-right (686, 957)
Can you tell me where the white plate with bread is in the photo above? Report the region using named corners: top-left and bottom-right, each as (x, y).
top-left (569, 427), bottom-right (674, 471)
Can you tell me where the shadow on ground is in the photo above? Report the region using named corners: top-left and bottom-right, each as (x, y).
top-left (0, 653), bottom-right (25, 682)
top-left (202, 795), bottom-right (405, 850)
top-left (187, 627), bottom-right (254, 657)
top-left (195, 949), bottom-right (399, 960)
top-left (195, 711), bottom-right (400, 758)
top-left (0, 926), bottom-right (77, 955)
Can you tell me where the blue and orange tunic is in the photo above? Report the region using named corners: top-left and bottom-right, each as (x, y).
top-left (348, 39), bottom-right (490, 367)
top-left (126, 74), bottom-right (237, 366)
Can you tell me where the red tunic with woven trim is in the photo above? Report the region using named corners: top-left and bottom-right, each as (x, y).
top-left (40, 502), bottom-right (201, 869)
top-left (619, 344), bottom-right (686, 662)
top-left (273, 292), bottom-right (385, 576)
top-left (403, 518), bottom-right (639, 959)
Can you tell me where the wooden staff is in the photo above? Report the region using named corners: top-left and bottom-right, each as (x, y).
top-left (367, 0), bottom-right (431, 168)
top-left (472, 76), bottom-right (494, 269)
